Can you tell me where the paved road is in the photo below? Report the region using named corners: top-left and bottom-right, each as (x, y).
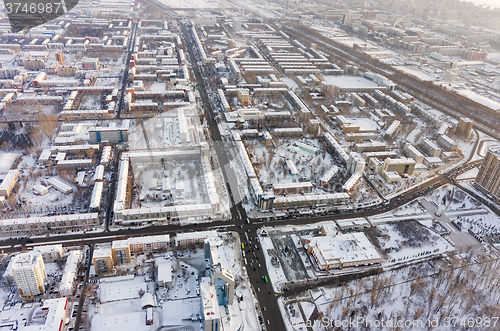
top-left (74, 245), bottom-right (94, 331)
top-left (2, 8), bottom-right (496, 331)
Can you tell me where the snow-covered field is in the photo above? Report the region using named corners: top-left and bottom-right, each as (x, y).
top-left (375, 221), bottom-right (453, 264)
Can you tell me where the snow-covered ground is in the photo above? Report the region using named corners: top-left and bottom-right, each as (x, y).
top-left (376, 221), bottom-right (453, 264)
top-left (284, 255), bottom-right (500, 331)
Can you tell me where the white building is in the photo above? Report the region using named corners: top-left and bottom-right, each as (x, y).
top-left (11, 252), bottom-right (47, 297)
top-left (33, 245), bottom-right (63, 262)
top-left (90, 182), bottom-right (104, 211)
top-left (59, 250), bottom-right (81, 296)
top-left (47, 177), bottom-right (73, 194)
top-left (178, 109), bottom-right (190, 142)
top-left (23, 298), bottom-right (68, 331)
top-left (305, 232), bottom-right (381, 270)
top-left (347, 152), bottom-right (365, 175)
top-left (157, 262), bottom-right (172, 289)
top-left (200, 277), bottom-right (221, 331)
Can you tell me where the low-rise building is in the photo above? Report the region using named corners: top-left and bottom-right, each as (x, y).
top-left (436, 134), bottom-right (458, 152)
top-left (0, 169), bottom-right (19, 197)
top-left (272, 182), bottom-right (313, 195)
top-left (382, 170), bottom-right (402, 184)
top-left (23, 298), bottom-right (68, 331)
top-left (175, 231), bottom-right (218, 247)
top-left (33, 245), bottom-right (63, 262)
top-left (157, 262), bottom-right (172, 289)
top-left (421, 138), bottom-right (441, 157)
top-left (59, 250), bottom-right (81, 296)
top-left (305, 232), bottom-right (381, 270)
top-left (128, 235), bottom-right (170, 253)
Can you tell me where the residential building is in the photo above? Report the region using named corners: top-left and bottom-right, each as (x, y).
top-left (456, 118), bottom-right (474, 139)
top-left (59, 250), bottom-right (81, 296)
top-left (347, 152), bottom-right (365, 175)
top-left (382, 158), bottom-right (416, 176)
top-left (474, 149), bottom-right (500, 204)
top-left (436, 134), bottom-right (458, 152)
top-left (12, 252), bottom-right (47, 297)
top-left (128, 235), bottom-right (170, 253)
top-left (404, 144), bottom-right (425, 164)
top-left (111, 240), bottom-right (131, 265)
top-left (93, 248), bottom-right (113, 275)
top-left (0, 169), bottom-right (19, 197)
top-left (421, 138), bottom-right (441, 157)
top-left (33, 245), bottom-right (63, 262)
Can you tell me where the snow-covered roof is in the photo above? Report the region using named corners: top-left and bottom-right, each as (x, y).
top-left (24, 298), bottom-right (68, 331)
top-left (273, 182), bottom-right (313, 190)
top-left (200, 277), bottom-right (220, 321)
top-left (100, 277), bottom-right (147, 303)
top-left (307, 232), bottom-right (381, 266)
top-left (93, 248), bottom-right (111, 259)
top-left (157, 263), bottom-right (172, 285)
top-left (0, 213), bottom-right (98, 226)
top-left (0, 170), bottom-right (18, 191)
top-left (59, 250), bottom-right (81, 294)
top-left (100, 312), bottom-right (143, 331)
top-left (141, 292), bottom-right (155, 308)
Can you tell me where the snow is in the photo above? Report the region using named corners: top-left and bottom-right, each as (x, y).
top-left (395, 66), bottom-right (438, 81)
top-left (158, 0), bottom-right (221, 8)
top-left (99, 276), bottom-right (148, 303)
top-left (281, 77), bottom-right (299, 91)
top-left (457, 89), bottom-right (500, 111)
top-left (456, 167), bottom-right (479, 180)
top-left (405, 127), bottom-right (421, 143)
top-left (376, 221), bottom-right (453, 264)
top-left (0, 153), bottom-right (20, 174)
top-left (322, 75), bottom-right (379, 90)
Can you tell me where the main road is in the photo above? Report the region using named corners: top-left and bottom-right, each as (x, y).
top-left (1, 9), bottom-right (495, 331)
